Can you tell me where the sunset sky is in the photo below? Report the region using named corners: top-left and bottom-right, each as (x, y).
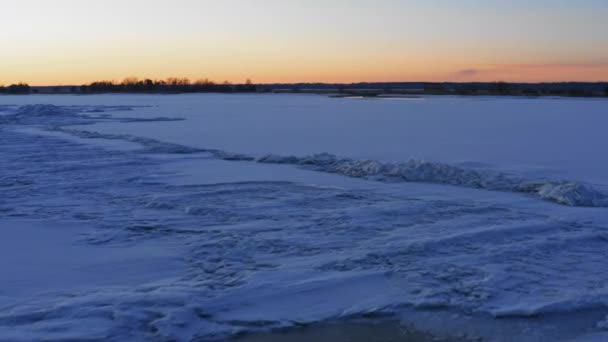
top-left (2, 0), bottom-right (608, 85)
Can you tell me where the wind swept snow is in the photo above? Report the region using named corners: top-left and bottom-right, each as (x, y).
top-left (42, 125), bottom-right (608, 207)
top-left (1, 94), bottom-right (608, 341)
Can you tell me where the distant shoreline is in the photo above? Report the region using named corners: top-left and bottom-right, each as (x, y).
top-left (2, 91), bottom-right (607, 99)
top-left (1, 81), bottom-right (605, 98)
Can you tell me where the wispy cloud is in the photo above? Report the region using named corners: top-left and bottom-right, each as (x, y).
top-left (488, 62), bottom-right (608, 69)
top-left (452, 62), bottom-right (608, 82)
top-left (452, 68), bottom-right (490, 81)
top-left (454, 69), bottom-right (480, 77)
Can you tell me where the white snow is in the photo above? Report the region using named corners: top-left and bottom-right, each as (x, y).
top-left (1, 93), bottom-right (608, 341)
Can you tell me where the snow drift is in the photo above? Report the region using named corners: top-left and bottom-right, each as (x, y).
top-left (257, 153), bottom-right (608, 207)
top-left (53, 125), bottom-right (608, 207)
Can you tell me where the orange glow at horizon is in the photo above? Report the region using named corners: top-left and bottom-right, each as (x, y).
top-left (1, 1), bottom-right (608, 86)
top-left (5, 63), bottom-right (608, 87)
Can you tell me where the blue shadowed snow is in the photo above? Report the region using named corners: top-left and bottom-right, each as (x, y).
top-left (1, 95), bottom-right (608, 341)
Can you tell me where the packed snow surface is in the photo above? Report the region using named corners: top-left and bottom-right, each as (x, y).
top-left (1, 94), bottom-right (608, 341)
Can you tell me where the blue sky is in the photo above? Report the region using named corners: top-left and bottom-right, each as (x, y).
top-left (1, 0), bottom-right (607, 84)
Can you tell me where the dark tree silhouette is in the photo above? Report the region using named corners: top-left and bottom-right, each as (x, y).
top-left (80, 77), bottom-right (257, 94)
top-left (522, 88), bottom-right (539, 96)
top-left (492, 82), bottom-right (510, 95)
top-left (567, 88), bottom-right (591, 97)
top-left (2, 83), bottom-right (31, 94)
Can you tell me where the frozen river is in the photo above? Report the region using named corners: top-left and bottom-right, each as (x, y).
top-left (1, 94), bottom-right (608, 341)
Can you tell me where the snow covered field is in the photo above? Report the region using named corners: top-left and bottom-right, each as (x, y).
top-left (1, 94), bottom-right (608, 341)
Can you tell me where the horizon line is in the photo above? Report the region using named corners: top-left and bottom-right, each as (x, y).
top-left (12, 80), bottom-right (608, 87)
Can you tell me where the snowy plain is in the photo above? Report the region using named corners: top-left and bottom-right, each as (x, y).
top-left (1, 93), bottom-right (608, 341)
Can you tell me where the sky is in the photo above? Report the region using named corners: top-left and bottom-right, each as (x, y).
top-left (1, 0), bottom-right (607, 85)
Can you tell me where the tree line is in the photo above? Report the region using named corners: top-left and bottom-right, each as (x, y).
top-left (0, 78), bottom-right (257, 94)
top-left (0, 83), bottom-right (31, 94)
top-left (412, 81), bottom-right (608, 97)
top-left (80, 77), bottom-right (257, 93)
top-left (2, 81), bottom-right (608, 96)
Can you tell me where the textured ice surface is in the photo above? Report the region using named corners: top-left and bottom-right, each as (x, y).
top-left (41, 124), bottom-right (608, 207)
top-left (257, 153), bottom-right (608, 207)
top-left (2, 95), bottom-right (608, 341)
